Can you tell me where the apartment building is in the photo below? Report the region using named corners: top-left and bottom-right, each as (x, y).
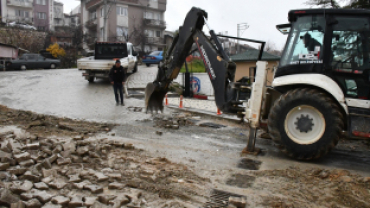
top-left (53, 0), bottom-right (64, 28)
top-left (81, 0), bottom-right (167, 52)
top-left (0, 0), bottom-right (80, 30)
top-left (33, 0), bottom-right (53, 30)
top-left (0, 0), bottom-right (34, 24)
top-left (56, 3), bottom-right (81, 28)
top-left (69, 5), bottom-right (81, 27)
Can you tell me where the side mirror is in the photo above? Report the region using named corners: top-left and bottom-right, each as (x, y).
top-left (132, 51), bottom-right (138, 56)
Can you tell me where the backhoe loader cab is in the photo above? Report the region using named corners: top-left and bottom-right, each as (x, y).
top-left (265, 9), bottom-right (370, 159)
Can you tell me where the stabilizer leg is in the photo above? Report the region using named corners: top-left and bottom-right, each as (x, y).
top-left (242, 128), bottom-right (261, 156)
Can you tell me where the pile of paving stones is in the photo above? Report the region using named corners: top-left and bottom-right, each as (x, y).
top-left (0, 131), bottom-right (144, 208)
top-left (152, 113), bottom-right (195, 129)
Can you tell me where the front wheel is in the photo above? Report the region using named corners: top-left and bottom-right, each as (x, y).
top-left (146, 64), bottom-right (150, 67)
top-left (50, 64), bottom-right (56, 69)
top-left (268, 88), bottom-right (344, 160)
top-left (20, 65), bottom-right (26, 71)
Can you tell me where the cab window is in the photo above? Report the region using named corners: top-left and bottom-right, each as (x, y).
top-left (280, 15), bottom-right (326, 67)
top-left (330, 16), bottom-right (370, 73)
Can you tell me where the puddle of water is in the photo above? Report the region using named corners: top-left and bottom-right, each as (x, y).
top-left (199, 122), bottom-right (226, 129)
top-left (237, 158), bottom-right (262, 170)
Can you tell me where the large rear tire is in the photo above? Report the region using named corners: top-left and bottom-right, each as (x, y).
top-left (268, 88), bottom-right (344, 160)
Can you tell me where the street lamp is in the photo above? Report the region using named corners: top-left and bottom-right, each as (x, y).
top-left (237, 23), bottom-right (249, 54)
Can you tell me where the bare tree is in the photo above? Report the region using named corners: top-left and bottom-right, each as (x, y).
top-left (306, 0), bottom-right (370, 8)
top-left (305, 0), bottom-right (341, 8)
top-left (345, 0), bottom-right (370, 8)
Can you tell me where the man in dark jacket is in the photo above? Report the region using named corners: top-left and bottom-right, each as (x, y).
top-left (109, 60), bottom-right (127, 106)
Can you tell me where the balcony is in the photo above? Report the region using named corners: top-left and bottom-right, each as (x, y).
top-left (7, 0), bottom-right (33, 8)
top-left (85, 18), bottom-right (97, 30)
top-left (145, 37), bottom-right (164, 45)
top-left (5, 16), bottom-right (33, 24)
top-left (144, 19), bottom-right (166, 28)
top-left (86, 0), bottom-right (105, 10)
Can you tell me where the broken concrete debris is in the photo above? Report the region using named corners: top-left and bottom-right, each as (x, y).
top-left (0, 130), bottom-right (162, 207)
top-left (0, 109), bottom-right (209, 208)
top-left (153, 113), bottom-right (191, 129)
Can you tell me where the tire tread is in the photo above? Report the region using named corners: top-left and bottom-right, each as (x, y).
top-left (267, 88), bottom-right (344, 160)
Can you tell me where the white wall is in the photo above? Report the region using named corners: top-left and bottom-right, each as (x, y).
top-left (71, 5), bottom-right (80, 15)
top-left (81, 0), bottom-right (89, 50)
top-left (148, 0), bottom-right (158, 9)
top-left (1, 0), bottom-right (6, 23)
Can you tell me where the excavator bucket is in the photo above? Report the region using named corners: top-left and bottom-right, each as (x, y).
top-left (145, 82), bottom-right (167, 113)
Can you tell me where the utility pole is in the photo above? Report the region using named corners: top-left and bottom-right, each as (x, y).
top-left (237, 23), bottom-right (249, 54)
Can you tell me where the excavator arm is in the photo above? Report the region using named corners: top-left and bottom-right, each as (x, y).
top-left (145, 7), bottom-right (256, 116)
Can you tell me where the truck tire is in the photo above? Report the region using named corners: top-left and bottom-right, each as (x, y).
top-left (146, 64), bottom-right (150, 67)
top-left (20, 65), bottom-right (26, 71)
top-left (268, 88), bottom-right (344, 160)
top-left (88, 76), bottom-right (95, 83)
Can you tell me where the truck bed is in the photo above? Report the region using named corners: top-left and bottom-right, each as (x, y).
top-left (77, 56), bottom-right (129, 71)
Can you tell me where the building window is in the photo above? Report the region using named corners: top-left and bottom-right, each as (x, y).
top-left (156, 30), bottom-right (161, 37)
top-left (36, 0), bottom-right (46, 5)
top-left (90, 11), bottom-right (97, 20)
top-left (116, 6), bottom-right (127, 16)
top-left (154, 13), bottom-right (160, 20)
top-left (38, 26), bottom-right (45, 31)
top-left (37, 12), bottom-right (46, 19)
top-left (145, 30), bottom-right (153, 37)
top-left (101, 8), bottom-right (104, 17)
top-left (144, 12), bottom-right (153, 19)
top-left (15, 10), bottom-right (29, 18)
top-left (116, 27), bottom-right (128, 38)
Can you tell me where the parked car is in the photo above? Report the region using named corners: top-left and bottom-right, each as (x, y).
top-left (0, 64), bottom-right (4, 70)
top-left (7, 22), bottom-right (37, 30)
top-left (6, 54), bottom-right (60, 71)
top-left (142, 51), bottom-right (163, 67)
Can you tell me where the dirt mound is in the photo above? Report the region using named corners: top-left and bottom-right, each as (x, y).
top-left (247, 167), bottom-right (370, 207)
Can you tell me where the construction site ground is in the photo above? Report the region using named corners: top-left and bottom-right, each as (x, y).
top-left (0, 68), bottom-right (370, 207)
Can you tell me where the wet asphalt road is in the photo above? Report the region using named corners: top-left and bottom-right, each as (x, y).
top-left (0, 66), bottom-right (159, 124)
top-left (1, 67), bottom-right (370, 187)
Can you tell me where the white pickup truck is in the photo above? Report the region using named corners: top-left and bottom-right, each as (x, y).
top-left (77, 42), bottom-right (138, 83)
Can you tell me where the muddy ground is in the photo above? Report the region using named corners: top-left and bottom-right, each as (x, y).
top-left (0, 105), bottom-right (370, 207)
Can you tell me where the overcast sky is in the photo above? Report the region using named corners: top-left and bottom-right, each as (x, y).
top-left (61, 0), bottom-right (313, 49)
